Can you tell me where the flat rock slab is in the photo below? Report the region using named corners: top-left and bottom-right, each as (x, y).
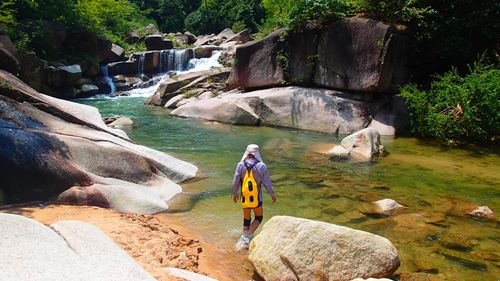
top-left (172, 86), bottom-right (401, 135)
top-left (0, 213), bottom-right (155, 281)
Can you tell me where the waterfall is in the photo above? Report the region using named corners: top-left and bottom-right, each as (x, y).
top-left (100, 65), bottom-right (116, 93)
top-left (158, 49), bottom-right (191, 73)
top-left (137, 53), bottom-right (146, 76)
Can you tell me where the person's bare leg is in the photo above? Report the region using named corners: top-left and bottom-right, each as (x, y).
top-left (242, 208), bottom-right (251, 234)
top-left (248, 207), bottom-right (263, 235)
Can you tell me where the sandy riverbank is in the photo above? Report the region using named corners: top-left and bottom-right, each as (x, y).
top-left (1, 204), bottom-right (233, 281)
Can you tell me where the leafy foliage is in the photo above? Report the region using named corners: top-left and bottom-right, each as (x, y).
top-left (185, 0), bottom-right (264, 35)
top-left (400, 59), bottom-right (500, 144)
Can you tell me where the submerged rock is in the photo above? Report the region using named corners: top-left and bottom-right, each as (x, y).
top-left (249, 215), bottom-right (400, 281)
top-left (327, 128), bottom-right (385, 160)
top-left (0, 70), bottom-right (197, 214)
top-left (0, 213), bottom-right (155, 281)
top-left (468, 206), bottom-right (494, 219)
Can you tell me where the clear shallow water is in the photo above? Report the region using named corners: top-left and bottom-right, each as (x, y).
top-left (79, 96), bottom-right (500, 280)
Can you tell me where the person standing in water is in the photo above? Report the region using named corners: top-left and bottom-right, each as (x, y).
top-left (232, 144), bottom-right (276, 246)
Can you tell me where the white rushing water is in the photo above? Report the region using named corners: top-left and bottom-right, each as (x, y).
top-left (121, 50), bottom-right (223, 98)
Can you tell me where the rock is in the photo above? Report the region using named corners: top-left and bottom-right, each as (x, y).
top-left (0, 29), bottom-right (20, 74)
top-left (249, 216), bottom-right (400, 281)
top-left (57, 64), bottom-right (83, 86)
top-left (228, 17), bottom-right (408, 93)
top-left (108, 60), bottom-right (139, 76)
top-left (163, 268), bottom-right (217, 281)
top-left (194, 45), bottom-right (223, 58)
top-left (164, 94), bottom-right (186, 109)
top-left (194, 34), bottom-right (223, 47)
top-left (287, 24), bottom-right (321, 85)
top-left (107, 44), bottom-right (126, 63)
top-left (145, 35), bottom-right (174, 51)
top-left (145, 23), bottom-right (160, 35)
top-left (468, 206), bottom-right (494, 219)
top-left (225, 28), bottom-right (253, 44)
top-left (369, 95), bottom-right (408, 135)
top-left (146, 68), bottom-right (230, 106)
top-left (113, 75), bottom-right (142, 91)
top-left (19, 54), bottom-right (45, 91)
top-left (126, 29), bottom-right (141, 44)
top-left (329, 145), bottom-right (351, 158)
top-left (0, 70), bottom-right (198, 214)
top-left (184, 31), bottom-right (197, 44)
top-left (173, 87), bottom-right (398, 135)
top-left (174, 32), bottom-right (190, 45)
top-left (217, 28), bottom-right (236, 39)
top-left (315, 17), bottom-right (407, 93)
top-left (0, 214), bottom-right (155, 281)
top-left (327, 128), bottom-right (384, 160)
top-left (228, 29), bottom-right (285, 89)
top-left (71, 31), bottom-right (112, 63)
top-left (199, 91), bottom-right (215, 100)
top-left (81, 60), bottom-right (101, 77)
top-left (363, 199), bottom-right (405, 216)
top-left (351, 278), bottom-right (393, 281)
top-left (79, 84), bottom-right (99, 97)
top-left (176, 97), bottom-right (199, 108)
top-left (108, 116), bottom-right (134, 128)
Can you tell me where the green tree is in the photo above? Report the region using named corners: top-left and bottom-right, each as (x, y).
top-left (400, 59), bottom-right (500, 144)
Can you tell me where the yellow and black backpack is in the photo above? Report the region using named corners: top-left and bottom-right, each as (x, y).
top-left (241, 167), bottom-right (259, 208)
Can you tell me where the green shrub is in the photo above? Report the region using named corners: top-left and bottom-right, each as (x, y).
top-left (400, 59), bottom-right (500, 145)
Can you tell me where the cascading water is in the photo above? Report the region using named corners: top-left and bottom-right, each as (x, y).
top-left (185, 51), bottom-right (222, 72)
top-left (100, 65), bottom-right (116, 93)
top-left (137, 53), bottom-right (146, 76)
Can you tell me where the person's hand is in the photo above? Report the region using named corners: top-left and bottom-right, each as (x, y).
top-left (232, 193), bottom-right (239, 203)
top-left (271, 194), bottom-right (276, 203)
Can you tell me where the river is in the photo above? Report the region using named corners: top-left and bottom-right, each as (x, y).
top-left (78, 63), bottom-right (499, 280)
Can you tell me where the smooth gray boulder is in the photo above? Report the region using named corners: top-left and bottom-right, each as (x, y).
top-left (172, 87), bottom-right (403, 135)
top-left (249, 216), bottom-right (400, 281)
top-left (0, 70), bottom-right (197, 213)
top-left (0, 213), bottom-right (155, 281)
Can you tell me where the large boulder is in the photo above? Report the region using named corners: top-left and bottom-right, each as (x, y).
top-left (172, 86), bottom-right (404, 135)
top-left (228, 29), bottom-right (285, 89)
top-left (0, 29), bottom-right (20, 74)
top-left (314, 17), bottom-right (407, 93)
top-left (328, 128), bottom-right (385, 160)
top-left (0, 70), bottom-right (197, 213)
top-left (108, 60), bottom-right (139, 76)
top-left (106, 44), bottom-right (126, 63)
top-left (228, 17), bottom-right (408, 93)
top-left (0, 213), bottom-right (155, 281)
top-left (145, 35), bottom-right (174, 51)
top-left (249, 216), bottom-right (400, 281)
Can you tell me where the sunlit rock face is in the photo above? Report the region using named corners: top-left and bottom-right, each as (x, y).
top-left (0, 70), bottom-right (197, 214)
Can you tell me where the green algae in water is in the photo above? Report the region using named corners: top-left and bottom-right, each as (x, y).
top-left (79, 96), bottom-right (500, 280)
